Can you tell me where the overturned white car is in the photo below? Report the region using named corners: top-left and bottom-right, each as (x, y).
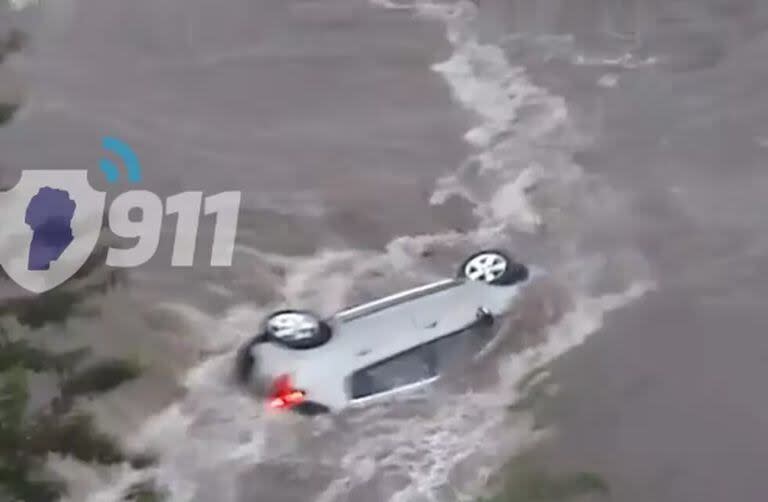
top-left (235, 250), bottom-right (540, 415)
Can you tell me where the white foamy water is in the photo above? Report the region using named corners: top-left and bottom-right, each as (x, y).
top-left (69, 1), bottom-right (654, 501)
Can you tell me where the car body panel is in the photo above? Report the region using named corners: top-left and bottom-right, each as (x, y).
top-left (249, 266), bottom-right (544, 411)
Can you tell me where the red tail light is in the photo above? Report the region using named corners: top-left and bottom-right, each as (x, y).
top-left (268, 374), bottom-right (306, 410)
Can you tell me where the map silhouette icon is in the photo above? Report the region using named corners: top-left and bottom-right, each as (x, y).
top-left (24, 187), bottom-right (76, 271)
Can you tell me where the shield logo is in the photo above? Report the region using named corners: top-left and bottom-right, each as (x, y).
top-left (0, 170), bottom-right (106, 293)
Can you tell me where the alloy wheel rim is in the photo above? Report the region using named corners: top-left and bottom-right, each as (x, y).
top-left (267, 312), bottom-right (319, 341)
top-left (464, 253), bottom-right (507, 283)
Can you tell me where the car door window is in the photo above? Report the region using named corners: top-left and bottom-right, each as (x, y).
top-left (350, 344), bottom-right (436, 399)
top-left (430, 322), bottom-right (495, 373)
top-left (349, 322), bottom-right (495, 400)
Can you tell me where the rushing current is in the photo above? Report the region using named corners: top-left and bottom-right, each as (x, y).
top-left (2, 0), bottom-right (767, 501)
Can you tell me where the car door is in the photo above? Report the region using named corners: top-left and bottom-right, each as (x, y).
top-left (348, 343), bottom-right (438, 405)
top-left (347, 319), bottom-right (496, 406)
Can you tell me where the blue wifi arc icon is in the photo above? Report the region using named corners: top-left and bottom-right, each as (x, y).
top-left (99, 136), bottom-right (143, 184)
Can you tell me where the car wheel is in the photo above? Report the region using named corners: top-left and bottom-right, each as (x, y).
top-left (459, 250), bottom-right (529, 286)
top-left (263, 310), bottom-right (332, 349)
top-left (234, 335), bottom-right (261, 385)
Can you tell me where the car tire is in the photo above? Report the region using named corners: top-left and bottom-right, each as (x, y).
top-left (459, 249), bottom-right (529, 286)
top-left (234, 335), bottom-right (263, 385)
top-left (263, 309), bottom-right (333, 350)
